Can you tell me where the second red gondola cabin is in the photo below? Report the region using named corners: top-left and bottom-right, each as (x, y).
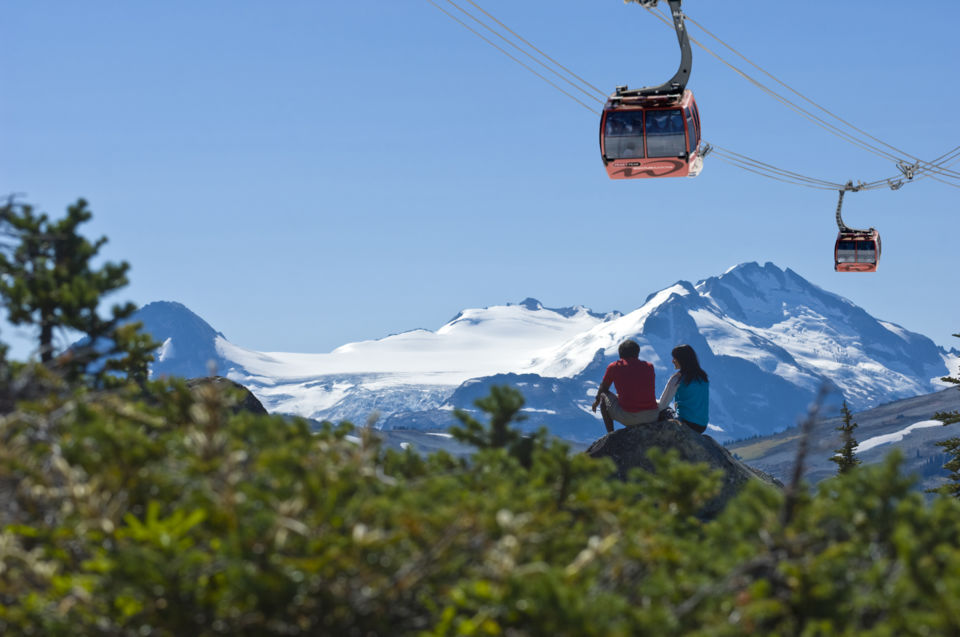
top-left (834, 229), bottom-right (881, 272)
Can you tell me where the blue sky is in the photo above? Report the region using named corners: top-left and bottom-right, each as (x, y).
top-left (2, 0), bottom-right (958, 358)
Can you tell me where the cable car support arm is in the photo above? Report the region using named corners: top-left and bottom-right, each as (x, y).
top-left (835, 182), bottom-right (871, 233)
top-left (616, 0), bottom-right (692, 99)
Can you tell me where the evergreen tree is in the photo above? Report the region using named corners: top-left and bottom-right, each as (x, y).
top-left (450, 384), bottom-right (546, 468)
top-left (933, 332), bottom-right (960, 427)
top-left (933, 332), bottom-right (960, 496)
top-left (99, 318), bottom-right (160, 389)
top-left (830, 400), bottom-right (860, 474)
top-left (0, 197), bottom-right (158, 385)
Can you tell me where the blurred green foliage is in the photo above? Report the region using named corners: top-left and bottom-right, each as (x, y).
top-left (450, 385), bottom-right (546, 469)
top-left (1, 376), bottom-right (960, 635)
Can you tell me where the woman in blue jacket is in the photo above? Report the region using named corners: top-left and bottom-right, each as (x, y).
top-left (658, 344), bottom-right (709, 434)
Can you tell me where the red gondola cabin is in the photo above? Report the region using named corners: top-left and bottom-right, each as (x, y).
top-left (834, 229), bottom-right (881, 272)
top-left (600, 90), bottom-right (702, 179)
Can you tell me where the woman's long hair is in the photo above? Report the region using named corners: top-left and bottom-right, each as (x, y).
top-left (672, 344), bottom-right (708, 385)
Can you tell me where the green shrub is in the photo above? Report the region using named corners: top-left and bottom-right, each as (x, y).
top-left (2, 378), bottom-right (960, 636)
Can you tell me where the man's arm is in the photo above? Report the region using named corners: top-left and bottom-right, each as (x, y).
top-left (591, 381), bottom-right (612, 413)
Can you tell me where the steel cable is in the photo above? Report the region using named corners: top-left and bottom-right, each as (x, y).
top-left (428, 0), bottom-right (960, 192)
top-left (443, 0), bottom-right (605, 105)
top-left (683, 12), bottom-right (960, 184)
top-left (643, 7), bottom-right (907, 165)
top-left (647, 5), bottom-right (960, 184)
top-left (460, 0), bottom-right (608, 98)
top-left (910, 145), bottom-right (960, 186)
top-left (684, 14), bottom-right (915, 160)
top-left (711, 157), bottom-right (843, 190)
top-left (709, 144), bottom-right (846, 189)
top-left (425, 0), bottom-right (600, 114)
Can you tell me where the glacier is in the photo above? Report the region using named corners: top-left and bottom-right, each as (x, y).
top-left (138, 263), bottom-right (959, 442)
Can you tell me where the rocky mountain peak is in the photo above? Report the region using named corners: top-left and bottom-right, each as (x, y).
top-left (134, 301), bottom-right (230, 379)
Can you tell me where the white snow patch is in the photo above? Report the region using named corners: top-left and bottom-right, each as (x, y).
top-left (249, 379), bottom-right (354, 418)
top-left (935, 352), bottom-right (960, 387)
top-left (646, 282), bottom-right (693, 305)
top-left (879, 321), bottom-right (909, 339)
top-left (577, 404), bottom-right (602, 419)
top-left (855, 420), bottom-right (942, 455)
top-left (156, 337), bottom-right (174, 362)
top-left (214, 304), bottom-right (604, 389)
top-left (689, 309), bottom-right (819, 389)
top-left (426, 432), bottom-right (453, 439)
top-left (687, 303), bottom-right (931, 402)
top-left (528, 292), bottom-right (683, 378)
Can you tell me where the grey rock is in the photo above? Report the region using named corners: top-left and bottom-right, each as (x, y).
top-left (586, 421), bottom-right (782, 517)
top-left (186, 376), bottom-right (268, 415)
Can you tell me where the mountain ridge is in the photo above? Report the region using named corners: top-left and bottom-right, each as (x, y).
top-left (130, 262), bottom-right (958, 441)
top-left (726, 386), bottom-right (960, 492)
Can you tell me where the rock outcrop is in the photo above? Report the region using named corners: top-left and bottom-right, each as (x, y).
top-left (186, 376), bottom-right (268, 415)
top-left (586, 420), bottom-right (782, 517)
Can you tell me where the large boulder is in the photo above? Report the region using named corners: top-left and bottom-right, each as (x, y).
top-left (586, 421), bottom-right (782, 517)
top-left (186, 377), bottom-right (268, 415)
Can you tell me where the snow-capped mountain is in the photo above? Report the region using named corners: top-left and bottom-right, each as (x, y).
top-left (135, 263), bottom-right (958, 442)
top-left (139, 301), bottom-right (231, 379)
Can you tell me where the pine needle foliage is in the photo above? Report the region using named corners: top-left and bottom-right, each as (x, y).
top-left (4, 377), bottom-right (960, 635)
top-left (0, 197), bottom-right (158, 389)
top-left (450, 384), bottom-right (547, 468)
top-left (933, 333), bottom-right (960, 496)
top-left (830, 400), bottom-right (861, 474)
top-left (933, 332), bottom-right (960, 426)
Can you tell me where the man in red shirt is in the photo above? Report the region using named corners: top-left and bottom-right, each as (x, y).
top-left (591, 339), bottom-right (659, 433)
